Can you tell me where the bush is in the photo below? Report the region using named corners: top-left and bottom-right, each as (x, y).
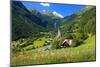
top-left (80, 33), bottom-right (89, 40)
top-left (70, 33), bottom-right (88, 47)
top-left (64, 33), bottom-right (73, 39)
top-left (12, 47), bottom-right (21, 53)
top-left (71, 33), bottom-right (80, 40)
top-left (72, 33), bottom-right (88, 40)
top-left (38, 38), bottom-right (42, 41)
top-left (52, 40), bottom-right (61, 49)
top-left (44, 42), bottom-right (48, 46)
top-left (71, 39), bottom-right (83, 47)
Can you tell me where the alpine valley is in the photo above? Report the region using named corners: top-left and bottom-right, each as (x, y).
top-left (11, 1), bottom-right (96, 66)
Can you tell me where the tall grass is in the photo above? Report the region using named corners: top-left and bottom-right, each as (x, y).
top-left (11, 36), bottom-right (96, 66)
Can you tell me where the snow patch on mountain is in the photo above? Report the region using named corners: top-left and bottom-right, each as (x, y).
top-left (52, 11), bottom-right (64, 18)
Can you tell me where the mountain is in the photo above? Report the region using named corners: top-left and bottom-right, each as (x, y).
top-left (12, 1), bottom-right (96, 41)
top-left (12, 1), bottom-right (45, 40)
top-left (52, 11), bottom-right (64, 18)
top-left (77, 6), bottom-right (96, 34)
top-left (60, 6), bottom-right (96, 34)
top-left (12, 1), bottom-right (61, 40)
top-left (28, 8), bottom-right (61, 29)
top-left (42, 10), bottom-right (63, 18)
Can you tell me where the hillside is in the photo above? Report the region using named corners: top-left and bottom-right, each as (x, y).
top-left (12, 35), bottom-right (96, 65)
top-left (60, 6), bottom-right (96, 35)
top-left (12, 1), bottom-right (62, 40)
top-left (12, 1), bottom-right (45, 40)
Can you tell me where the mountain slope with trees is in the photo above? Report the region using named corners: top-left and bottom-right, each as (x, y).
top-left (12, 1), bottom-right (61, 40)
top-left (60, 6), bottom-right (96, 35)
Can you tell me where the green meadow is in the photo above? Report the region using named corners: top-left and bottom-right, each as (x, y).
top-left (12, 36), bottom-right (96, 65)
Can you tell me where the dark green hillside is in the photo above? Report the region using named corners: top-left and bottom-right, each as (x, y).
top-left (60, 14), bottom-right (78, 33)
top-left (60, 6), bottom-right (96, 35)
top-left (78, 6), bottom-right (96, 34)
top-left (12, 1), bottom-right (44, 40)
top-left (12, 1), bottom-right (62, 40)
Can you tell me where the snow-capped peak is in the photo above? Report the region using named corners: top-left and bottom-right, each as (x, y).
top-left (52, 11), bottom-right (64, 18)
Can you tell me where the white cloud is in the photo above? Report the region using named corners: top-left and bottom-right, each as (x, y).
top-left (40, 3), bottom-right (50, 7)
top-left (52, 11), bottom-right (64, 18)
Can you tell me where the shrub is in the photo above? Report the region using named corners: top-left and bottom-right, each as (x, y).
top-left (64, 33), bottom-right (73, 39)
top-left (70, 33), bottom-right (88, 47)
top-left (12, 47), bottom-right (21, 53)
top-left (71, 33), bottom-right (81, 40)
top-left (38, 38), bottom-right (42, 41)
top-left (71, 39), bottom-right (83, 47)
top-left (51, 39), bottom-right (61, 49)
top-left (44, 42), bottom-right (48, 46)
top-left (80, 33), bottom-right (89, 40)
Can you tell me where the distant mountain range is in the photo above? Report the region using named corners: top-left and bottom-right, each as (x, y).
top-left (12, 1), bottom-right (96, 40)
top-left (12, 1), bottom-right (61, 40)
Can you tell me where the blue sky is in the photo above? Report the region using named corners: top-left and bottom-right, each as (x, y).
top-left (22, 2), bottom-right (86, 17)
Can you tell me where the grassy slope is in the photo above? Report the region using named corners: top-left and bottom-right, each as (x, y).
top-left (22, 37), bottom-right (52, 50)
top-left (12, 36), bottom-right (96, 65)
top-left (33, 37), bottom-right (51, 48)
